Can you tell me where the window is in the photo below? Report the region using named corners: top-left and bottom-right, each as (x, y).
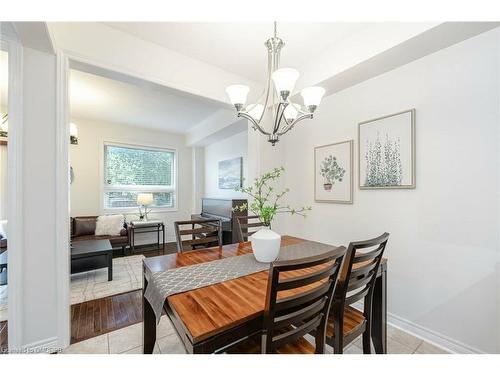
top-left (103, 143), bottom-right (176, 210)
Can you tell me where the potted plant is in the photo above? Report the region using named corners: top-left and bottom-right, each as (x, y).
top-left (234, 167), bottom-right (311, 262)
top-left (320, 155), bottom-right (345, 191)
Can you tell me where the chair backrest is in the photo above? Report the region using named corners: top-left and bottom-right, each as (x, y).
top-left (174, 219), bottom-right (222, 253)
top-left (262, 246), bottom-right (346, 353)
top-left (236, 215), bottom-right (264, 242)
top-left (332, 233), bottom-right (389, 328)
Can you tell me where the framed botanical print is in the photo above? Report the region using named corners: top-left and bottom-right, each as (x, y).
top-left (314, 140), bottom-right (353, 203)
top-left (358, 109), bottom-right (415, 189)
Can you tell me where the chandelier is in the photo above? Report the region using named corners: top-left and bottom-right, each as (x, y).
top-left (225, 22), bottom-right (325, 146)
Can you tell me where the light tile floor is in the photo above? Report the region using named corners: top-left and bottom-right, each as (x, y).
top-left (63, 317), bottom-right (449, 354)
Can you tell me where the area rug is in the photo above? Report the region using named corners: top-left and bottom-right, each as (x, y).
top-left (0, 285), bottom-right (7, 322)
top-left (0, 255), bottom-right (146, 320)
top-left (70, 255), bottom-right (145, 305)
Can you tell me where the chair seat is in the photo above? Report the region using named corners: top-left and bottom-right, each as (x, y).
top-left (228, 335), bottom-right (316, 354)
top-left (327, 306), bottom-right (366, 338)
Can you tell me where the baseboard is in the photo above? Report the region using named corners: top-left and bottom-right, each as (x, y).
top-left (20, 336), bottom-right (62, 354)
top-left (387, 312), bottom-right (485, 354)
top-left (352, 301), bottom-right (484, 354)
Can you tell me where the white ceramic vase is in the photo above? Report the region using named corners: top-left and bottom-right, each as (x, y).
top-left (250, 227), bottom-right (281, 263)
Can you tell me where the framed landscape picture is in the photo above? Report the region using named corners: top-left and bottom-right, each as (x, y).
top-left (218, 157), bottom-right (243, 189)
top-left (359, 109), bottom-right (415, 189)
top-left (314, 140), bottom-right (353, 203)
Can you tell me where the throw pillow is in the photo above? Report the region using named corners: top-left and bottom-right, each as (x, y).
top-left (95, 215), bottom-right (125, 236)
top-left (0, 220), bottom-right (7, 239)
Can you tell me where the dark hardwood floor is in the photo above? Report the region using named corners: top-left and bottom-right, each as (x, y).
top-left (71, 290), bottom-right (144, 343)
top-left (1, 242), bottom-right (178, 350)
top-left (130, 241), bottom-right (177, 258)
top-left (70, 242), bottom-right (176, 344)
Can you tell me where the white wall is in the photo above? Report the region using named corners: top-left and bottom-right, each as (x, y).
top-left (204, 130), bottom-right (248, 199)
top-left (70, 118), bottom-right (194, 243)
top-left (0, 143), bottom-right (6, 219)
top-left (20, 47), bottom-right (60, 349)
top-left (257, 29), bottom-right (500, 353)
top-left (0, 104), bottom-right (7, 220)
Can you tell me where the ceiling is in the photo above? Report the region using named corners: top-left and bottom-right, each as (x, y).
top-left (70, 69), bottom-right (224, 133)
top-left (104, 22), bottom-right (372, 82)
top-left (0, 50), bottom-right (7, 111)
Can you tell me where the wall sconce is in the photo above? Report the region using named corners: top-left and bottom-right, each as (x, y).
top-left (70, 122), bottom-right (78, 145)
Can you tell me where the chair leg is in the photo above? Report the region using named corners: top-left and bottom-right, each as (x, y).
top-left (314, 324), bottom-right (326, 354)
top-left (334, 338), bottom-right (343, 354)
top-left (362, 330), bottom-right (371, 354)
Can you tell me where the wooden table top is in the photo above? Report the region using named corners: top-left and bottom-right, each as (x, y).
top-left (143, 236), bottom-right (386, 345)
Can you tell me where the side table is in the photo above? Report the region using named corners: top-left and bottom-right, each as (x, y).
top-left (129, 220), bottom-right (165, 255)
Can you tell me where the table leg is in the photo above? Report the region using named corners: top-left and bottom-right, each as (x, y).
top-left (162, 224), bottom-right (165, 255)
top-left (131, 228), bottom-right (135, 255)
top-left (157, 224), bottom-right (160, 255)
top-left (107, 252), bottom-right (113, 281)
top-left (372, 267), bottom-right (387, 354)
top-left (143, 273), bottom-right (156, 354)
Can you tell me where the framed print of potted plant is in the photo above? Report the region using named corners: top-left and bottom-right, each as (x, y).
top-left (314, 140), bottom-right (353, 203)
top-left (358, 109), bottom-right (415, 189)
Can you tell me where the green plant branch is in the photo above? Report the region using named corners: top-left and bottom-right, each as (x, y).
top-left (233, 167), bottom-right (311, 227)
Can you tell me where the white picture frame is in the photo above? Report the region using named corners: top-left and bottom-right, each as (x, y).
top-left (314, 140), bottom-right (353, 204)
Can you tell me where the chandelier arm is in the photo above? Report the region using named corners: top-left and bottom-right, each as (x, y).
top-left (273, 102), bottom-right (287, 135)
top-left (277, 113), bottom-right (313, 136)
top-left (256, 49), bottom-right (274, 126)
top-left (238, 112), bottom-right (271, 136)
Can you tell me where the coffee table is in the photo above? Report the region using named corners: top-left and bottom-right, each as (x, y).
top-left (71, 239), bottom-right (113, 281)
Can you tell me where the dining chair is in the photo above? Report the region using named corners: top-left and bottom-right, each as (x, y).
top-left (236, 215), bottom-right (264, 242)
top-left (326, 232), bottom-right (389, 354)
top-left (228, 246), bottom-right (347, 354)
top-left (174, 218), bottom-right (222, 253)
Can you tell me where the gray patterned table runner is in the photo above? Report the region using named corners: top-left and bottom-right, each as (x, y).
top-left (144, 241), bottom-right (337, 323)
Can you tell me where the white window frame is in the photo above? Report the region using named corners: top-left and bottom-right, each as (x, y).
top-left (101, 141), bottom-right (178, 213)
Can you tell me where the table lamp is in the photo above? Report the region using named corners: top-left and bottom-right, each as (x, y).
top-left (137, 193), bottom-right (154, 221)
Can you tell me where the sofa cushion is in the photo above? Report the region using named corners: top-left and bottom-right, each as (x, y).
top-left (72, 234), bottom-right (128, 247)
top-left (73, 216), bottom-right (98, 237)
top-left (95, 215), bottom-right (125, 236)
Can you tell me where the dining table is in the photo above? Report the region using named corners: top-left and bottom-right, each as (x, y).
top-left (142, 235), bottom-right (387, 354)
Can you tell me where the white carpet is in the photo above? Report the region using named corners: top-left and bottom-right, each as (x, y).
top-left (70, 255), bottom-right (145, 305)
top-left (0, 285), bottom-right (7, 322)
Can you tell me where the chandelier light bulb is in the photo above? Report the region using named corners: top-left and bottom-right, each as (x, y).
top-left (301, 86), bottom-right (325, 112)
top-left (272, 68), bottom-right (299, 102)
top-left (246, 104), bottom-right (264, 121)
top-left (284, 103), bottom-right (299, 122)
top-left (225, 84), bottom-right (250, 111)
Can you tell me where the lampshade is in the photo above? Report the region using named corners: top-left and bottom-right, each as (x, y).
top-left (301, 87), bottom-right (325, 110)
top-left (70, 122), bottom-right (78, 138)
top-left (225, 85), bottom-right (249, 108)
top-left (272, 68), bottom-right (299, 100)
top-left (0, 113), bottom-right (8, 133)
top-left (137, 193), bottom-right (154, 206)
top-left (284, 103), bottom-right (299, 122)
top-left (246, 103), bottom-right (264, 121)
